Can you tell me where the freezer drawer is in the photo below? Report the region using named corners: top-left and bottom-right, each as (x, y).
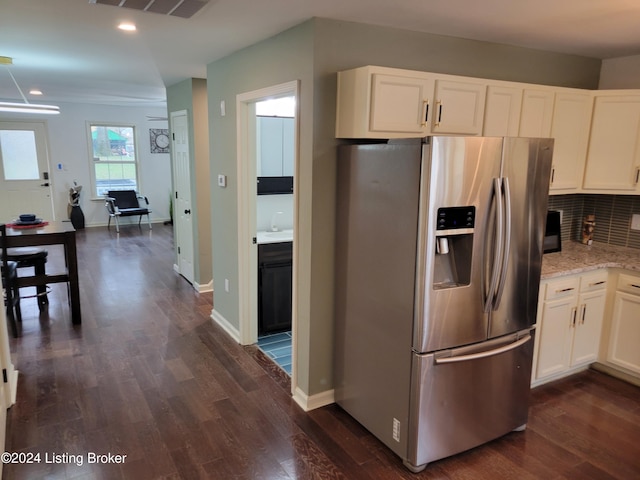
top-left (405, 330), bottom-right (534, 472)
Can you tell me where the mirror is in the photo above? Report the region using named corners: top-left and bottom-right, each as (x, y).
top-left (256, 97), bottom-right (295, 195)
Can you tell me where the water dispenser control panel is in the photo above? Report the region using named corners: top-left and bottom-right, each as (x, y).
top-left (436, 206), bottom-right (475, 230)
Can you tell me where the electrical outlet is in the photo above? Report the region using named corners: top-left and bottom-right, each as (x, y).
top-left (631, 214), bottom-right (640, 231)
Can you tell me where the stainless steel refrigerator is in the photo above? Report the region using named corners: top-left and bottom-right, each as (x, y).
top-left (334, 136), bottom-right (553, 472)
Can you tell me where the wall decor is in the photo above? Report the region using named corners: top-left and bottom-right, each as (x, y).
top-left (149, 128), bottom-right (170, 153)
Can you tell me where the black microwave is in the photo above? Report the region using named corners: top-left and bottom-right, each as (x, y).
top-left (544, 210), bottom-right (562, 254)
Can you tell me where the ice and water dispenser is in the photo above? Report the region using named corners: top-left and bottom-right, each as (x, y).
top-left (433, 206), bottom-right (474, 289)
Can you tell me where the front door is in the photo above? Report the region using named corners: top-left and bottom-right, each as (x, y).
top-left (0, 121), bottom-right (54, 222)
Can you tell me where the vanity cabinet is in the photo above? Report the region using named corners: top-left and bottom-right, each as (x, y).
top-left (258, 242), bottom-right (292, 335)
top-left (336, 66), bottom-right (485, 138)
top-left (605, 272), bottom-right (640, 375)
top-left (583, 92), bottom-right (640, 192)
top-left (534, 270), bottom-right (608, 384)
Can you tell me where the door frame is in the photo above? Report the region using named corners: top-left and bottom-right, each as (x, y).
top-left (236, 80), bottom-right (299, 394)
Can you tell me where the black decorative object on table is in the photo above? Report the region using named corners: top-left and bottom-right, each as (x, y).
top-left (68, 181), bottom-right (85, 229)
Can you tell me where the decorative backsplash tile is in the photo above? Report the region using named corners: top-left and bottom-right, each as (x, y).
top-left (547, 194), bottom-right (640, 249)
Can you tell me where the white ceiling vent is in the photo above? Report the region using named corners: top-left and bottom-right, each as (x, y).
top-left (88, 0), bottom-right (210, 19)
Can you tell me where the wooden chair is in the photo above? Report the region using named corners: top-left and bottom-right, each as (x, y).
top-left (1, 224), bottom-right (22, 337)
top-left (105, 190), bottom-right (152, 233)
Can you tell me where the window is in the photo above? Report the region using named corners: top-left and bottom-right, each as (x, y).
top-left (88, 123), bottom-right (139, 197)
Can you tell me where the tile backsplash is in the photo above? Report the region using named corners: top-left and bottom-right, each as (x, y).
top-left (548, 194), bottom-right (640, 249)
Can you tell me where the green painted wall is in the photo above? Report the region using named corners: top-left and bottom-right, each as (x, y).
top-left (166, 78), bottom-right (212, 288)
top-left (207, 18), bottom-right (601, 399)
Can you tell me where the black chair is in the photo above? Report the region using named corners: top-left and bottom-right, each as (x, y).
top-left (1, 224), bottom-right (22, 337)
top-left (105, 190), bottom-right (152, 233)
top-left (5, 246), bottom-right (49, 311)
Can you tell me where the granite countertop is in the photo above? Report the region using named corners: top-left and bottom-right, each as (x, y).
top-left (541, 241), bottom-right (640, 279)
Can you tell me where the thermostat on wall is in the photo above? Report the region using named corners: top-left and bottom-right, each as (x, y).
top-left (218, 174), bottom-right (227, 187)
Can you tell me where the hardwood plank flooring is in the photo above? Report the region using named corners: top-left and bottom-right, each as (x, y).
top-left (4, 224), bottom-right (640, 479)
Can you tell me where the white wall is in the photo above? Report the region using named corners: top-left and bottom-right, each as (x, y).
top-left (599, 55), bottom-right (640, 89)
top-left (256, 194), bottom-right (294, 232)
top-left (1, 101), bottom-right (171, 226)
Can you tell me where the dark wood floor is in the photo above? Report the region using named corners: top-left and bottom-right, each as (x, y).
top-left (3, 224), bottom-right (640, 479)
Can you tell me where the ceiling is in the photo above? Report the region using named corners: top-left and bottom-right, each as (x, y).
top-left (2, 0), bottom-right (640, 108)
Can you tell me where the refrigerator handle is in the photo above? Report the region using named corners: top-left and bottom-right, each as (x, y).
top-left (434, 334), bottom-right (531, 364)
top-left (484, 177), bottom-right (503, 313)
top-left (493, 177), bottom-right (512, 310)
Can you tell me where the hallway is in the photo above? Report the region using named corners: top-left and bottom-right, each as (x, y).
top-left (3, 225), bottom-right (640, 479)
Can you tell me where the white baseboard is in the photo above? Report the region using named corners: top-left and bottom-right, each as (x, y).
top-left (293, 386), bottom-right (334, 411)
top-left (194, 280), bottom-right (213, 293)
top-left (211, 309), bottom-right (241, 344)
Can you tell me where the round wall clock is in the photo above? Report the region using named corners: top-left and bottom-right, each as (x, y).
top-left (150, 128), bottom-right (170, 153)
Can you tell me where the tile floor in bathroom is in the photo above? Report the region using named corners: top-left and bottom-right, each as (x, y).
top-left (257, 331), bottom-right (292, 375)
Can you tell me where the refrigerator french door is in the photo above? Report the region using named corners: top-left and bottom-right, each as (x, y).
top-left (334, 136), bottom-right (552, 472)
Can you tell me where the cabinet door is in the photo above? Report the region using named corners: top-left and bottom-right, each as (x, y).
top-left (607, 291), bottom-right (640, 374)
top-left (431, 79), bottom-right (486, 135)
top-left (519, 89), bottom-right (554, 137)
top-left (483, 85), bottom-right (522, 136)
top-left (583, 95), bottom-right (640, 192)
top-left (549, 92), bottom-right (592, 192)
top-left (536, 297), bottom-right (576, 380)
top-left (370, 74), bottom-right (434, 134)
top-left (571, 289), bottom-right (606, 366)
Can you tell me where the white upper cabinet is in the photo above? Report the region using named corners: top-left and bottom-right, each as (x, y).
top-left (519, 89), bottom-right (555, 138)
top-left (548, 92), bottom-right (593, 192)
top-left (431, 78), bottom-right (486, 135)
top-left (369, 73), bottom-right (434, 135)
top-left (335, 66), bottom-right (485, 138)
top-left (583, 92), bottom-right (640, 192)
top-left (336, 66), bottom-right (434, 138)
top-left (483, 85), bottom-right (523, 137)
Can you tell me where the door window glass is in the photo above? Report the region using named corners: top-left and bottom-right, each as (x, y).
top-left (0, 129), bottom-right (39, 180)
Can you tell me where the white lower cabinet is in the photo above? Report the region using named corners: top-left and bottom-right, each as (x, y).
top-left (606, 273), bottom-right (640, 375)
top-left (533, 270), bottom-right (608, 385)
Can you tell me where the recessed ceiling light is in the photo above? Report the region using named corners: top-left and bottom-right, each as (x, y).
top-left (118, 22), bottom-right (137, 32)
top-left (29, 89), bottom-right (43, 96)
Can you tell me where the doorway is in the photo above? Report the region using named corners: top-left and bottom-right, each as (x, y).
top-left (236, 81), bottom-right (298, 389)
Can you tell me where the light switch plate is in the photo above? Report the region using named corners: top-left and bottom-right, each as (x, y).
top-left (217, 174), bottom-right (227, 187)
top-left (631, 214), bottom-right (640, 231)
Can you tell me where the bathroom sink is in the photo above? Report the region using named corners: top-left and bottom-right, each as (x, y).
top-left (257, 229), bottom-right (293, 244)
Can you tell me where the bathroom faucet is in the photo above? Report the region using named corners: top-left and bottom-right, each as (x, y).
top-left (271, 211), bottom-right (284, 232)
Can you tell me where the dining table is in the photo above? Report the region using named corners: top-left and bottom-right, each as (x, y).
top-left (5, 221), bottom-right (81, 325)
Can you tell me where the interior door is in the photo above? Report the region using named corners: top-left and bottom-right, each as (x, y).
top-left (0, 121), bottom-right (54, 221)
top-left (171, 111), bottom-right (194, 284)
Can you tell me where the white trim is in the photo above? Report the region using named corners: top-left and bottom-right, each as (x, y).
top-left (211, 309), bottom-right (241, 344)
top-left (236, 80), bottom-right (300, 398)
top-left (194, 280), bottom-right (213, 293)
top-left (293, 387), bottom-right (335, 411)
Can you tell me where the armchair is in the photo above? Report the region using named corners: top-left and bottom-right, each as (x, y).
top-left (105, 190), bottom-right (152, 233)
